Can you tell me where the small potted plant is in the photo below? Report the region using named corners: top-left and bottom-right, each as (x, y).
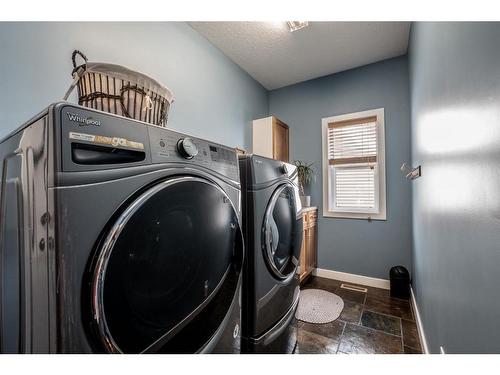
top-left (294, 160), bottom-right (315, 207)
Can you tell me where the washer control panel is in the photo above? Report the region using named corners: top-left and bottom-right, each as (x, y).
top-left (148, 126), bottom-right (239, 181)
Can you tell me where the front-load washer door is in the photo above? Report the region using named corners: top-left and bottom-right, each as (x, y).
top-left (262, 183), bottom-right (303, 282)
top-left (89, 176), bottom-right (243, 353)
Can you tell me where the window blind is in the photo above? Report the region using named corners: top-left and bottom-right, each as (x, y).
top-left (328, 116), bottom-right (378, 210)
top-left (333, 166), bottom-right (376, 209)
top-left (327, 116), bottom-right (377, 165)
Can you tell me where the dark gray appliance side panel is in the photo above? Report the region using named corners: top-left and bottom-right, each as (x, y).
top-left (0, 115), bottom-right (52, 353)
top-left (0, 150), bottom-right (23, 353)
top-left (19, 117), bottom-right (51, 353)
top-left (0, 126), bottom-right (30, 353)
top-left (53, 168), bottom-right (240, 353)
top-left (46, 109), bottom-right (58, 353)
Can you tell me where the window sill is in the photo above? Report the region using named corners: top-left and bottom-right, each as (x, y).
top-left (323, 211), bottom-right (386, 221)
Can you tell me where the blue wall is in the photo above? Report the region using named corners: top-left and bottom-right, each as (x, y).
top-left (409, 22), bottom-right (500, 353)
top-left (0, 22), bottom-right (268, 149)
top-left (269, 56), bottom-right (412, 279)
top-left (8, 23), bottom-right (499, 353)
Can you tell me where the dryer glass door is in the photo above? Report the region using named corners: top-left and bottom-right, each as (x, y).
top-left (262, 183), bottom-right (302, 281)
top-left (90, 176), bottom-right (243, 353)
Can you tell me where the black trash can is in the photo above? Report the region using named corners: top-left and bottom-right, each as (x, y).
top-left (390, 266), bottom-right (410, 299)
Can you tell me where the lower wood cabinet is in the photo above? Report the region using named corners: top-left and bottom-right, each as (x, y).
top-left (299, 208), bottom-right (318, 283)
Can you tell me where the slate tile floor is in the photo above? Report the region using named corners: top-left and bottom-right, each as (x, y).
top-left (294, 276), bottom-right (423, 354)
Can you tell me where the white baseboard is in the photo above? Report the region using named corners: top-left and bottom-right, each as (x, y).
top-left (313, 268), bottom-right (390, 290)
top-left (410, 287), bottom-right (429, 354)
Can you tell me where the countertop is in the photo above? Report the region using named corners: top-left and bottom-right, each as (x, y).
top-left (300, 206), bottom-right (318, 214)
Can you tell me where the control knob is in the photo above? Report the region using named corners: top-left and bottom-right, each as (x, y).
top-left (280, 163), bottom-right (288, 174)
top-left (177, 137), bottom-right (198, 159)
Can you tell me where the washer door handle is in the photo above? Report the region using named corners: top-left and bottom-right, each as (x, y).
top-left (267, 218), bottom-right (279, 257)
top-left (262, 183), bottom-right (298, 282)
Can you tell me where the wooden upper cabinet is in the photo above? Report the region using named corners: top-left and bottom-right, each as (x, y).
top-left (272, 118), bottom-right (289, 162)
top-left (252, 116), bottom-right (289, 162)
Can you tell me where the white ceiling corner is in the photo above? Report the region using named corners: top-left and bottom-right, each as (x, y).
top-left (189, 22), bottom-right (410, 90)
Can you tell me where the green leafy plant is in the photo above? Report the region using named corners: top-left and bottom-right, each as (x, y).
top-left (294, 160), bottom-right (315, 196)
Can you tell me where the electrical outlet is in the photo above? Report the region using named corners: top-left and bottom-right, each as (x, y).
top-left (440, 346), bottom-right (446, 354)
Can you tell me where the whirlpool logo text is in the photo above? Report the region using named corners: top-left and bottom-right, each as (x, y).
top-left (67, 112), bottom-right (101, 127)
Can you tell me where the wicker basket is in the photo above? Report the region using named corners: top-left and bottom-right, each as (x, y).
top-left (63, 50), bottom-right (174, 127)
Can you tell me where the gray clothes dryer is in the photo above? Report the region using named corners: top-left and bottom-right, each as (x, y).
top-left (238, 154), bottom-right (302, 353)
top-left (0, 103), bottom-right (243, 353)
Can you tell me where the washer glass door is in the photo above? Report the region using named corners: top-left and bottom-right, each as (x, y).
top-left (262, 183), bottom-right (302, 280)
top-left (91, 176), bottom-right (243, 353)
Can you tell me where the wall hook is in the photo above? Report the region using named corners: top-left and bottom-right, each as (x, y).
top-left (401, 163), bottom-right (421, 180)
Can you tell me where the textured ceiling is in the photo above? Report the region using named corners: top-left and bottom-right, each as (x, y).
top-left (190, 22), bottom-right (411, 90)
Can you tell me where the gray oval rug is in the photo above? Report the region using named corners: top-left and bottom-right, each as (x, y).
top-left (295, 289), bottom-right (344, 324)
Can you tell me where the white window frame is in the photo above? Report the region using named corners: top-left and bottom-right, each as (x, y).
top-left (322, 108), bottom-right (386, 220)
